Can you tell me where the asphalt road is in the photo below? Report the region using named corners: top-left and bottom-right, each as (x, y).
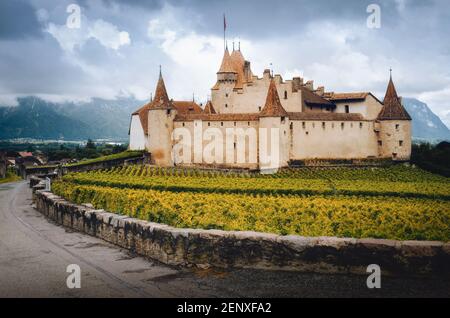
top-left (0, 180), bottom-right (448, 298)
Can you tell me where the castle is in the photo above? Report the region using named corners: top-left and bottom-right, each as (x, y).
top-left (129, 46), bottom-right (412, 170)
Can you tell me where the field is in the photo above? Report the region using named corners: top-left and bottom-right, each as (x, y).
top-left (52, 165), bottom-right (450, 241)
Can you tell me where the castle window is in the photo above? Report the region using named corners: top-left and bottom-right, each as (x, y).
top-left (322, 122), bottom-right (326, 129)
top-left (332, 123), bottom-right (335, 128)
top-left (290, 122), bottom-right (293, 130)
top-left (396, 124), bottom-right (400, 130)
top-left (208, 122), bottom-right (211, 126)
top-left (302, 122), bottom-right (306, 129)
top-left (341, 122), bottom-right (344, 130)
top-left (350, 123), bottom-right (353, 128)
top-left (312, 123), bottom-right (315, 128)
top-left (281, 117), bottom-right (286, 124)
top-left (248, 122), bottom-right (250, 126)
top-left (234, 122), bottom-right (236, 126)
top-left (345, 105), bottom-right (349, 113)
top-left (225, 93), bottom-right (229, 98)
top-left (225, 104), bottom-right (228, 108)
top-left (378, 140), bottom-right (382, 146)
top-left (182, 122), bottom-right (185, 127)
top-left (360, 122), bottom-right (363, 128)
top-left (234, 142), bottom-right (236, 149)
top-left (399, 140), bottom-right (403, 147)
top-left (258, 106), bottom-right (262, 111)
top-left (221, 122), bottom-right (224, 126)
top-left (284, 91), bottom-right (288, 99)
top-left (306, 131), bottom-right (309, 135)
top-left (284, 130), bottom-right (287, 136)
top-left (167, 109), bottom-right (171, 115)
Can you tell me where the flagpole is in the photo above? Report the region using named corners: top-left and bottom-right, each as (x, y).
top-left (223, 13), bottom-right (226, 51)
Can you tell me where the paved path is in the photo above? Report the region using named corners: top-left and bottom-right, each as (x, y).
top-left (0, 181), bottom-right (449, 298)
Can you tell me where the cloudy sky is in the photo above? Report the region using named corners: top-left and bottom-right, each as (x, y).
top-left (1, 0), bottom-right (450, 126)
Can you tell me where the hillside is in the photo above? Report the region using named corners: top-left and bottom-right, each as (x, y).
top-left (402, 98), bottom-right (450, 142)
top-left (0, 96), bottom-right (144, 141)
top-left (0, 96), bottom-right (448, 142)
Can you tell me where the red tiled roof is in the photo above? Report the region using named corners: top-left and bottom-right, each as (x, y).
top-left (378, 77), bottom-right (411, 120)
top-left (18, 151), bottom-right (33, 157)
top-left (203, 101), bottom-right (216, 114)
top-left (174, 113), bottom-right (259, 122)
top-left (288, 112), bottom-right (365, 121)
top-left (217, 48), bottom-right (236, 74)
top-left (327, 92), bottom-right (369, 101)
top-left (259, 79), bottom-right (288, 117)
top-left (173, 101), bottom-right (203, 114)
top-left (132, 100), bottom-right (202, 135)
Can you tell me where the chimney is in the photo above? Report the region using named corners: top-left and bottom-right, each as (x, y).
top-left (316, 86), bottom-right (324, 96)
top-left (305, 80), bottom-right (314, 90)
top-left (244, 61), bottom-right (252, 82)
top-left (263, 69), bottom-right (271, 80)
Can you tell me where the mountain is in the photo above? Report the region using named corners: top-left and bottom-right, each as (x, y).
top-left (0, 96), bottom-right (145, 141)
top-left (402, 98), bottom-right (450, 142)
top-left (0, 95), bottom-right (448, 143)
top-left (54, 97), bottom-right (144, 140)
top-left (0, 97), bottom-right (94, 140)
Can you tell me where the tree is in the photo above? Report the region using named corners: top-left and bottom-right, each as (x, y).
top-left (85, 139), bottom-right (96, 150)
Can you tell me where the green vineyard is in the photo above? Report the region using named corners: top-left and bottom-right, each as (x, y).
top-left (52, 165), bottom-right (450, 241)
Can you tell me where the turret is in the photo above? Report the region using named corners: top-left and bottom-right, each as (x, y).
top-left (376, 72), bottom-right (412, 161)
top-left (217, 47), bottom-right (237, 82)
top-left (258, 79), bottom-right (290, 172)
top-left (147, 68), bottom-right (177, 166)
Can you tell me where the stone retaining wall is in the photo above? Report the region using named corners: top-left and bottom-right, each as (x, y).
top-left (32, 188), bottom-right (450, 277)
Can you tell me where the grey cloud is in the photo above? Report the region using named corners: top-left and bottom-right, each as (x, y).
top-left (0, 0), bottom-right (42, 39)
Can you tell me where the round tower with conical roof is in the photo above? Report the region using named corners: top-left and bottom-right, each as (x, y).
top-left (258, 79), bottom-right (290, 171)
top-left (147, 68), bottom-right (177, 166)
top-left (376, 73), bottom-right (412, 161)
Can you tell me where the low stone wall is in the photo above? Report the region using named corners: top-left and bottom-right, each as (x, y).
top-left (23, 154), bottom-right (143, 179)
top-left (32, 189), bottom-right (450, 276)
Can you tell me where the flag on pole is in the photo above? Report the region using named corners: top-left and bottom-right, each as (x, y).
top-left (223, 14), bottom-right (227, 31)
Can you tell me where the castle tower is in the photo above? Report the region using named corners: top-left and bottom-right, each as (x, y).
top-left (377, 73), bottom-right (412, 160)
top-left (258, 79), bottom-right (290, 171)
top-left (216, 47), bottom-right (237, 82)
top-left (147, 68), bottom-right (177, 166)
top-left (203, 100), bottom-right (216, 114)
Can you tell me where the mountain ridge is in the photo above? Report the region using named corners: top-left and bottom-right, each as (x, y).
top-left (0, 96), bottom-right (448, 143)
